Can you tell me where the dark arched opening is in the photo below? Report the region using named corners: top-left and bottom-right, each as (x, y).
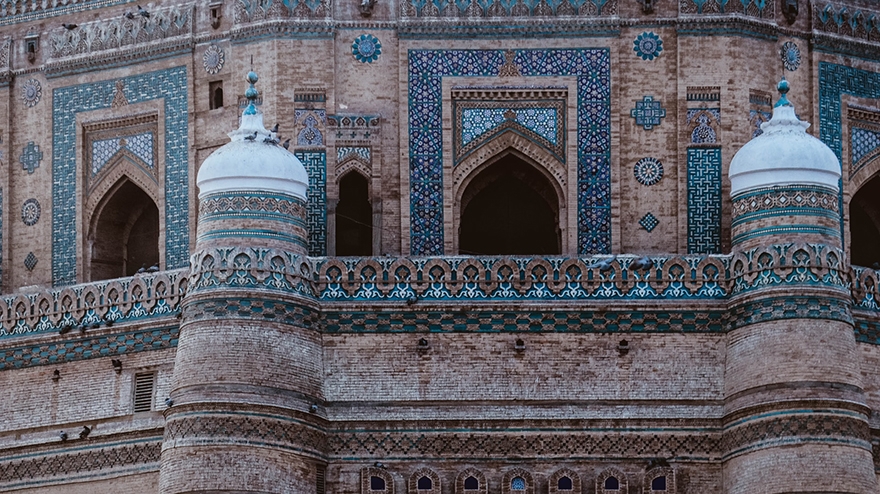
top-left (90, 179), bottom-right (159, 281)
top-left (850, 174), bottom-right (880, 268)
top-left (336, 171), bottom-right (372, 256)
top-left (459, 154), bottom-right (560, 255)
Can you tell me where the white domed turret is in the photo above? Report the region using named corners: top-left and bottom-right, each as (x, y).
top-left (197, 71), bottom-right (308, 200)
top-left (729, 79), bottom-right (840, 197)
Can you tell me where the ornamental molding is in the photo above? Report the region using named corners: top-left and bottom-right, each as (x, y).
top-left (0, 269), bottom-right (186, 336)
top-left (47, 4), bottom-right (194, 59)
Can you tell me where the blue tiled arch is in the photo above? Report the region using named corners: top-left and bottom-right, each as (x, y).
top-left (52, 66), bottom-right (189, 286)
top-left (407, 48), bottom-right (611, 255)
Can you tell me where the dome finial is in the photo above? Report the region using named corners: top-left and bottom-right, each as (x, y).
top-left (774, 77), bottom-right (792, 108)
top-left (243, 71), bottom-right (259, 116)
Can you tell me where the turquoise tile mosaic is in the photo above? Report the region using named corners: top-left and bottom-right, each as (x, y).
top-left (0, 325), bottom-right (178, 371)
top-left (851, 126), bottom-right (880, 171)
top-left (52, 66), bottom-right (189, 286)
top-left (294, 151), bottom-right (327, 256)
top-left (407, 48), bottom-right (611, 255)
top-left (0, 188), bottom-right (2, 290)
top-left (687, 147), bottom-right (722, 254)
top-left (818, 62), bottom-right (880, 244)
top-left (91, 132), bottom-right (154, 175)
top-left (461, 107), bottom-right (558, 146)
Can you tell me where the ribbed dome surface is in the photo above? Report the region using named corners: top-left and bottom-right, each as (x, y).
top-left (729, 82), bottom-right (840, 197)
top-left (197, 73), bottom-right (308, 200)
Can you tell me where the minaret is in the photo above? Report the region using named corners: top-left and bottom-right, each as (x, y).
top-left (723, 80), bottom-right (876, 493)
top-left (159, 72), bottom-right (325, 494)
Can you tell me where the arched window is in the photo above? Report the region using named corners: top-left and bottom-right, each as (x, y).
top-left (336, 171), bottom-right (372, 256)
top-left (549, 468), bottom-right (580, 494)
top-left (89, 178), bottom-right (159, 281)
top-left (459, 154), bottom-right (560, 255)
top-left (651, 476), bottom-right (666, 490)
top-left (850, 174), bottom-right (880, 267)
top-left (361, 467), bottom-right (393, 494)
top-left (455, 469), bottom-right (487, 494)
top-left (597, 468), bottom-right (626, 494)
top-left (644, 468), bottom-right (674, 493)
top-left (409, 468), bottom-right (440, 493)
top-left (501, 468), bottom-right (534, 494)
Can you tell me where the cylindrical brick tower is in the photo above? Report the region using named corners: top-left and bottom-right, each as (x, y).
top-left (159, 72), bottom-right (325, 494)
top-left (723, 80), bottom-right (876, 493)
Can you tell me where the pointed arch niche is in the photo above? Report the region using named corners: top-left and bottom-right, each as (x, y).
top-left (450, 87), bottom-right (570, 255)
top-left (849, 171), bottom-right (880, 267)
top-left (454, 142), bottom-right (566, 256)
top-left (82, 112), bottom-right (162, 282)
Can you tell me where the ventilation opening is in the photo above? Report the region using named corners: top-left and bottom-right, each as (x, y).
top-left (558, 476), bottom-right (572, 490)
top-left (511, 476), bottom-right (526, 490)
top-left (417, 476), bottom-right (432, 489)
top-left (850, 174), bottom-right (880, 267)
top-left (90, 178), bottom-right (159, 281)
top-left (209, 80), bottom-right (224, 109)
top-left (459, 154), bottom-right (560, 255)
top-left (604, 476), bottom-right (619, 489)
top-left (316, 464), bottom-right (326, 494)
top-left (370, 476), bottom-right (386, 491)
top-left (133, 371), bottom-right (156, 412)
top-left (336, 171), bottom-right (372, 256)
top-left (464, 476), bottom-right (479, 490)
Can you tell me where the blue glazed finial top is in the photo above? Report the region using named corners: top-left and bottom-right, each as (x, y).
top-left (243, 71), bottom-right (259, 115)
top-left (774, 77), bottom-right (792, 108)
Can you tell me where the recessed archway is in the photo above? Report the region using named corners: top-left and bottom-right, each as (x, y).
top-left (89, 178), bottom-right (160, 281)
top-left (850, 173), bottom-right (880, 267)
top-left (458, 153), bottom-right (560, 255)
top-left (336, 170), bottom-right (373, 256)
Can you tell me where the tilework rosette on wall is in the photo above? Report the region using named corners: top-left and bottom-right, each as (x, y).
top-left (352, 34), bottom-right (381, 63)
top-left (407, 48), bottom-right (611, 256)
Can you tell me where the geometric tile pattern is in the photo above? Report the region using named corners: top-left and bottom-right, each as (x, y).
top-left (19, 141), bottom-right (42, 174)
top-left (639, 212), bottom-right (659, 232)
top-left (91, 132), bottom-right (154, 175)
top-left (21, 198), bottom-right (40, 226)
top-left (461, 107), bottom-right (558, 146)
top-left (722, 412), bottom-right (870, 459)
top-left (630, 96), bottom-right (666, 130)
top-left (851, 126), bottom-right (880, 168)
top-left (294, 151), bottom-right (327, 256)
top-left (0, 189), bottom-right (2, 289)
top-left (408, 48), bottom-right (611, 255)
top-left (818, 62), bottom-right (880, 243)
top-left (687, 147), bottom-right (722, 254)
top-left (634, 157), bottom-right (663, 186)
top-left (337, 146), bottom-right (371, 163)
top-left (352, 34), bottom-right (381, 63)
top-left (0, 439), bottom-right (161, 489)
top-left (687, 108), bottom-right (720, 144)
top-left (52, 66), bottom-right (189, 286)
top-left (327, 427), bottom-right (719, 459)
top-left (0, 325), bottom-right (179, 370)
top-left (633, 31), bottom-right (662, 61)
top-left (24, 252), bottom-right (37, 271)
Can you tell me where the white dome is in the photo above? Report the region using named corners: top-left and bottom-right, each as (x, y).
top-left (197, 73), bottom-right (308, 200)
top-left (729, 86), bottom-right (840, 198)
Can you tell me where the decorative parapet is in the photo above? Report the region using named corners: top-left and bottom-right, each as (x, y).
top-left (187, 247), bottom-right (314, 297)
top-left (0, 0), bottom-right (131, 26)
top-left (0, 269), bottom-right (186, 337)
top-left (232, 0), bottom-right (331, 23)
top-left (729, 243), bottom-right (849, 296)
top-left (679, 0), bottom-right (775, 18)
top-left (47, 3), bottom-right (193, 59)
top-left (313, 255), bottom-right (729, 301)
top-left (853, 266), bottom-right (880, 310)
top-left (399, 0), bottom-right (617, 18)
top-left (813, 2), bottom-right (880, 43)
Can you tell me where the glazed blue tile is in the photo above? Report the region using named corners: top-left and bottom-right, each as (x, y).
top-left (52, 67), bottom-right (189, 286)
